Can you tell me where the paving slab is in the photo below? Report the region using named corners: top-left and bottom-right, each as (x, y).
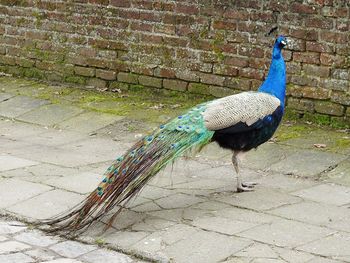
top-left (0, 154), bottom-right (38, 172)
top-left (322, 158), bottom-right (350, 186)
top-left (7, 189), bottom-right (85, 219)
top-left (0, 96), bottom-right (49, 118)
top-left (45, 172), bottom-right (102, 194)
top-left (215, 187), bottom-right (302, 211)
top-left (17, 104), bottom-right (84, 126)
top-left (21, 129), bottom-right (88, 147)
top-left (270, 150), bottom-right (347, 178)
top-left (24, 249), bottom-right (57, 261)
top-left (268, 201), bottom-right (350, 232)
top-left (0, 178), bottom-right (52, 209)
top-left (0, 119), bottom-right (47, 140)
top-left (242, 143), bottom-right (295, 171)
top-left (191, 216), bottom-right (260, 235)
top-left (14, 230), bottom-right (59, 247)
top-left (237, 218), bottom-right (334, 248)
top-left (0, 252), bottom-right (35, 263)
top-left (0, 240), bottom-right (30, 254)
top-left (49, 241), bottom-right (97, 258)
top-left (162, 229), bottom-right (252, 263)
top-left (79, 248), bottom-right (133, 263)
top-left (291, 184), bottom-right (350, 206)
top-left (0, 93), bottom-right (15, 102)
top-left (297, 232), bottom-right (350, 261)
top-left (57, 111), bottom-right (123, 133)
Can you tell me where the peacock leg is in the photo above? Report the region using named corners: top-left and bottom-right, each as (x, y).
top-left (232, 152), bottom-right (256, 192)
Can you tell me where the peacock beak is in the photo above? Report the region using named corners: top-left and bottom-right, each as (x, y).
top-left (281, 39), bottom-right (287, 47)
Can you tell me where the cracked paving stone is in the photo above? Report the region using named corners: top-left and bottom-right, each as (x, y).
top-left (234, 243), bottom-right (278, 259)
top-left (24, 249), bottom-right (56, 261)
top-left (79, 248), bottom-right (133, 263)
top-left (57, 111), bottom-right (123, 134)
top-left (45, 172), bottom-right (102, 194)
top-left (7, 189), bottom-right (85, 219)
top-left (162, 229), bottom-right (252, 263)
top-left (291, 184), bottom-right (350, 206)
top-left (103, 230), bottom-right (150, 248)
top-left (154, 193), bottom-right (205, 209)
top-left (0, 154), bottom-right (38, 172)
top-left (297, 232), bottom-right (350, 261)
top-left (16, 104), bottom-right (84, 126)
top-left (268, 201), bottom-right (350, 232)
top-left (0, 93), bottom-right (14, 102)
top-left (191, 216), bottom-right (259, 235)
top-left (0, 119), bottom-right (46, 140)
top-left (0, 178), bottom-right (52, 209)
top-left (237, 218), bottom-right (334, 248)
top-left (14, 230), bottom-right (59, 247)
top-left (0, 95), bottom-right (49, 118)
top-left (215, 187), bottom-right (302, 211)
top-left (0, 221), bottom-right (26, 234)
top-left (42, 259), bottom-right (84, 263)
top-left (0, 252), bottom-right (35, 263)
top-left (49, 240), bottom-right (97, 258)
top-left (0, 241), bottom-right (31, 254)
top-left (269, 150), bottom-right (347, 178)
top-left (272, 247), bottom-right (314, 263)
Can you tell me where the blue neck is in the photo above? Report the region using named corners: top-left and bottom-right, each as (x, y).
top-left (258, 44), bottom-right (286, 106)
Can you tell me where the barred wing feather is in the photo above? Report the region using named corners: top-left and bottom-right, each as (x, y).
top-left (203, 92), bottom-right (280, 131)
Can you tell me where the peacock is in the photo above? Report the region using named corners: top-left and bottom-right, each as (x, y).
top-left (43, 35), bottom-right (288, 233)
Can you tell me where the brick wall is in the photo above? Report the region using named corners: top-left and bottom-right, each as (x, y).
top-left (0, 0), bottom-right (349, 124)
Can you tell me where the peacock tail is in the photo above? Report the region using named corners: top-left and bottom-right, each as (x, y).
top-left (43, 103), bottom-right (214, 234)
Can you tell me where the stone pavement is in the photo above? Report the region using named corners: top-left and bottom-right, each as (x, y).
top-left (0, 77), bottom-right (350, 263)
top-left (0, 219), bottom-right (138, 263)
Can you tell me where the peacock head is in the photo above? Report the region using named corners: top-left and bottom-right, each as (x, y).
top-left (275, 35), bottom-right (288, 49)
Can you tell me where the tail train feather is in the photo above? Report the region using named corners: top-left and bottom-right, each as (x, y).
top-left (42, 104), bottom-right (214, 234)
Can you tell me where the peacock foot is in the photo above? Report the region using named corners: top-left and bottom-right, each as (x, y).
top-left (237, 182), bottom-right (257, 192)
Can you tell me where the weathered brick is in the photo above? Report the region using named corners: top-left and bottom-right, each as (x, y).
top-left (306, 41), bottom-right (334, 53)
top-left (306, 17), bottom-right (333, 29)
top-left (224, 77), bottom-right (251, 91)
top-left (188, 83), bottom-right (210, 95)
top-left (293, 52), bottom-right (320, 64)
top-left (290, 3), bottom-right (318, 14)
top-left (287, 97), bottom-right (314, 112)
top-left (301, 86), bottom-right (330, 100)
top-left (213, 65), bottom-right (238, 77)
top-left (320, 53), bottom-right (345, 67)
top-left (239, 68), bottom-right (264, 80)
top-left (320, 31), bottom-right (349, 44)
top-left (139, 75), bottom-right (162, 88)
top-left (331, 69), bottom-right (349, 80)
top-left (86, 78), bottom-right (107, 89)
top-left (199, 73), bottom-right (225, 86)
top-left (331, 91), bottom-right (350, 106)
top-left (315, 101), bottom-right (344, 116)
top-left (96, 69), bottom-right (116, 80)
top-left (175, 71), bottom-right (199, 82)
top-left (154, 67), bottom-right (176, 78)
top-left (74, 66), bottom-right (95, 77)
top-left (321, 79), bottom-right (348, 91)
top-left (117, 72), bottom-right (138, 84)
top-left (303, 64), bottom-right (330, 77)
top-left (209, 85), bottom-right (236, 97)
top-left (163, 79), bottom-right (187, 91)
top-left (224, 56), bottom-right (249, 67)
top-left (110, 0), bottom-right (130, 7)
top-left (212, 20), bottom-right (236, 30)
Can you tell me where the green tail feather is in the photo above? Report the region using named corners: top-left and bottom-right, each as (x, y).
top-left (43, 103), bottom-right (214, 233)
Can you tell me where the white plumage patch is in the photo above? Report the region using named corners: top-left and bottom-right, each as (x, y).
top-left (203, 91), bottom-right (280, 131)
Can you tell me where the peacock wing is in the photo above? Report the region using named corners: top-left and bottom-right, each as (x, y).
top-left (202, 91), bottom-right (281, 131)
